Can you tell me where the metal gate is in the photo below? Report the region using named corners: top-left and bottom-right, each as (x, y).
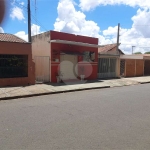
top-left (144, 60), bottom-right (150, 75)
top-left (98, 58), bottom-right (117, 78)
top-left (120, 59), bottom-right (125, 77)
top-left (34, 56), bottom-right (50, 83)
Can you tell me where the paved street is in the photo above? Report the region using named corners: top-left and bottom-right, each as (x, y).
top-left (0, 84), bottom-right (150, 150)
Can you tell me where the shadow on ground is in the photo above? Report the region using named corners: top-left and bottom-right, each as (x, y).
top-left (37, 79), bottom-right (104, 86)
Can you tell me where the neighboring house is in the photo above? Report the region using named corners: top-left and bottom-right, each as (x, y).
top-left (120, 54), bottom-right (150, 77)
top-left (98, 43), bottom-right (123, 79)
top-left (0, 33), bottom-right (35, 87)
top-left (32, 30), bottom-right (99, 83)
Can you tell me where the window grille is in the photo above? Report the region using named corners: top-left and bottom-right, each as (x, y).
top-left (120, 60), bottom-right (125, 77)
top-left (83, 51), bottom-right (95, 62)
top-left (0, 55), bottom-right (28, 78)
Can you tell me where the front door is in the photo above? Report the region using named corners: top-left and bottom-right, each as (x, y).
top-left (60, 54), bottom-right (77, 80)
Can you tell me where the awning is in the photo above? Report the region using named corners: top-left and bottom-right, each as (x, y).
top-left (50, 40), bottom-right (103, 48)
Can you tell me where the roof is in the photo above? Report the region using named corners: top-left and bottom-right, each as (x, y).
top-left (98, 43), bottom-right (117, 53)
top-left (50, 40), bottom-right (103, 48)
top-left (0, 33), bottom-right (27, 43)
top-left (98, 43), bottom-right (124, 55)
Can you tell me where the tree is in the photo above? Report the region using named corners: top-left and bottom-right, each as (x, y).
top-left (144, 52), bottom-right (150, 54)
top-left (134, 52), bottom-right (142, 54)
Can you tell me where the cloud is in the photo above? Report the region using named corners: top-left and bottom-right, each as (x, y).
top-left (132, 8), bottom-right (150, 38)
top-left (15, 24), bottom-right (42, 42)
top-left (0, 27), bottom-right (4, 33)
top-left (53, 0), bottom-right (122, 47)
top-left (103, 21), bottom-right (150, 54)
top-left (10, 6), bottom-right (25, 20)
top-left (79, 0), bottom-right (150, 11)
top-left (54, 0), bottom-right (100, 37)
top-left (15, 31), bottom-right (28, 41)
top-left (20, 2), bottom-right (25, 6)
top-left (102, 27), bottom-right (150, 54)
top-left (119, 8), bottom-right (150, 54)
top-left (31, 24), bottom-right (42, 36)
top-left (54, 0), bottom-right (150, 54)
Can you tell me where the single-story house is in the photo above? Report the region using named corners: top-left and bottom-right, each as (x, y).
top-left (98, 43), bottom-right (124, 79)
top-left (32, 30), bottom-right (100, 83)
top-left (0, 33), bottom-right (35, 87)
top-left (120, 54), bottom-right (150, 77)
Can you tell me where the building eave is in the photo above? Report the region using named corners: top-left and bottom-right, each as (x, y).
top-left (98, 53), bottom-right (120, 57)
top-left (50, 40), bottom-right (103, 48)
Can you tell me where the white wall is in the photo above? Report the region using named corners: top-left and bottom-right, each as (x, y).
top-left (120, 55), bottom-right (143, 59)
top-left (32, 31), bottom-right (51, 82)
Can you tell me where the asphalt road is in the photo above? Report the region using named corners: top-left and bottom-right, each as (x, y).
top-left (1, 84), bottom-right (150, 150)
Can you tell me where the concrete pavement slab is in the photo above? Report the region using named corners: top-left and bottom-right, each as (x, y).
top-left (124, 76), bottom-right (150, 84)
top-left (103, 79), bottom-right (139, 87)
top-left (0, 76), bottom-right (150, 100)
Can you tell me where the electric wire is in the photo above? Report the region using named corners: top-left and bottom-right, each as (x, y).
top-left (9, 0), bottom-right (48, 32)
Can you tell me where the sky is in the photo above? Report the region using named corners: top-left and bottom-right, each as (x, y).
top-left (1, 0), bottom-right (150, 54)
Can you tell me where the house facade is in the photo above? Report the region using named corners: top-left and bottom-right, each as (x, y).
top-left (32, 31), bottom-right (99, 83)
top-left (120, 54), bottom-right (150, 77)
top-left (98, 44), bottom-right (123, 79)
top-left (0, 33), bottom-right (35, 87)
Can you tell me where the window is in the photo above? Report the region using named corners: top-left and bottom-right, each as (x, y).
top-left (83, 51), bottom-right (95, 62)
top-left (0, 55), bottom-right (28, 78)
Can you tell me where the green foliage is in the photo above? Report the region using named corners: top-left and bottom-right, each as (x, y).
top-left (134, 52), bottom-right (142, 54)
top-left (144, 52), bottom-right (150, 54)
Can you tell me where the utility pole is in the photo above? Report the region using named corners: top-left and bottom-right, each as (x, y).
top-left (132, 46), bottom-right (135, 54)
top-left (28, 0), bottom-right (31, 42)
top-left (116, 23), bottom-right (120, 78)
top-left (116, 23), bottom-right (120, 55)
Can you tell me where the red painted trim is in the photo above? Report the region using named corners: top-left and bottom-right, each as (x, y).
top-left (50, 31), bottom-right (98, 83)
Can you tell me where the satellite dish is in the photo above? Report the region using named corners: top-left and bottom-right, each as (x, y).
top-left (0, 0), bottom-right (6, 24)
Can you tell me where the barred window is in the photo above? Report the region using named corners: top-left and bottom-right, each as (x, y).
top-left (0, 55), bottom-right (28, 78)
top-left (83, 51), bottom-right (95, 62)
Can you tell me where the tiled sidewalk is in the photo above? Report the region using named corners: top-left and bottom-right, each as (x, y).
top-left (0, 76), bottom-right (150, 100)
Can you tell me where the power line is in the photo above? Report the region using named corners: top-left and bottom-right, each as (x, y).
top-left (11, 0), bottom-right (28, 9)
top-left (10, 0), bottom-right (48, 32)
top-left (31, 15), bottom-right (48, 31)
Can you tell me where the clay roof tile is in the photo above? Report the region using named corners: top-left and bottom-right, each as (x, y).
top-left (98, 43), bottom-right (117, 53)
top-left (0, 33), bottom-right (27, 43)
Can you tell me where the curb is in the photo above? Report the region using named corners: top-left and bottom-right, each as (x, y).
top-left (0, 86), bottom-right (110, 101)
top-left (140, 81), bottom-right (150, 84)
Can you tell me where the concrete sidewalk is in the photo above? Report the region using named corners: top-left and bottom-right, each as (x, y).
top-left (0, 76), bottom-right (150, 100)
